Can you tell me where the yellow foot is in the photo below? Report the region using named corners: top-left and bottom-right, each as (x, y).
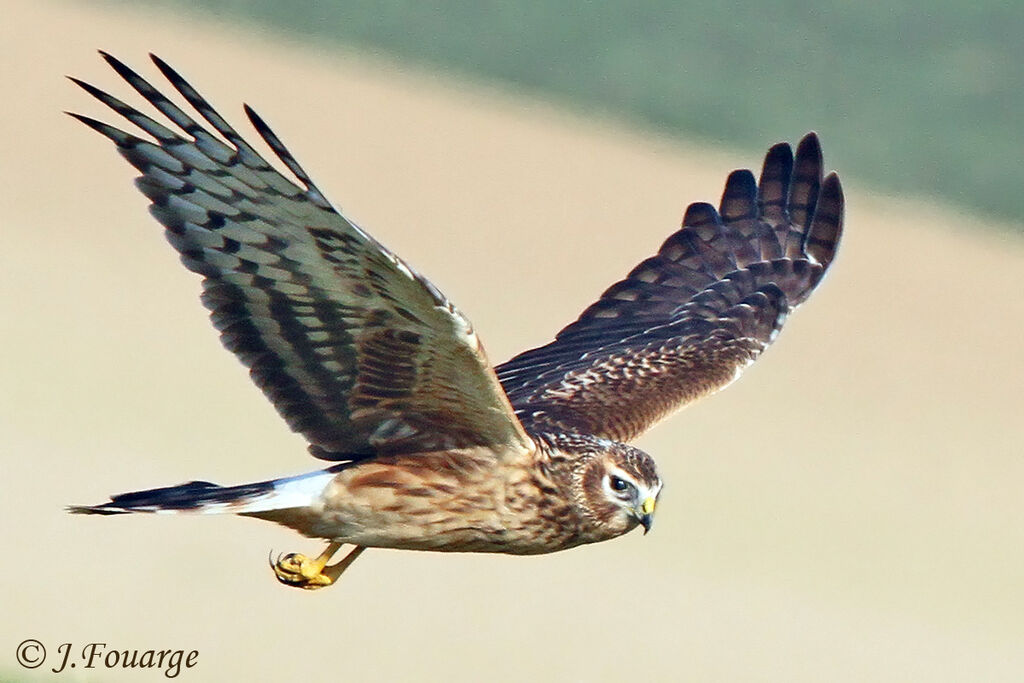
top-left (270, 542), bottom-right (365, 590)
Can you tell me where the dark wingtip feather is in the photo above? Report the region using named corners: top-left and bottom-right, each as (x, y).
top-left (793, 133), bottom-right (824, 180)
top-left (804, 172), bottom-right (844, 267)
top-left (757, 142), bottom-right (794, 222)
top-left (149, 52), bottom-right (184, 89)
top-left (67, 75), bottom-right (122, 109)
top-left (764, 141), bottom-right (794, 162)
top-left (99, 50), bottom-right (137, 81)
top-left (787, 132), bottom-right (824, 231)
top-left (242, 103), bottom-right (261, 124)
top-left (719, 169), bottom-right (758, 222)
top-left (798, 131), bottom-right (821, 154)
top-left (242, 103), bottom-right (268, 134)
top-left (682, 201), bottom-right (722, 228)
top-left (66, 111), bottom-right (130, 144)
top-left (66, 75), bottom-right (91, 90)
top-left (244, 103), bottom-right (327, 201)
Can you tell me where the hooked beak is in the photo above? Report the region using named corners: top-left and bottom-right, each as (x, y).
top-left (637, 496), bottom-right (656, 534)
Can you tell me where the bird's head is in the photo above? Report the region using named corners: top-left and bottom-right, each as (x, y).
top-left (567, 439), bottom-right (663, 539)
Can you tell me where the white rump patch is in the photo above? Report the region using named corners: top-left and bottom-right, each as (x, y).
top-left (234, 469), bottom-right (335, 514)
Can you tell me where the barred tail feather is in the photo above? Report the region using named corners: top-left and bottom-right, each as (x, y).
top-left (68, 469), bottom-right (338, 516)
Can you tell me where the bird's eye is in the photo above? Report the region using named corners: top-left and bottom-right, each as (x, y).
top-left (610, 476), bottom-right (629, 492)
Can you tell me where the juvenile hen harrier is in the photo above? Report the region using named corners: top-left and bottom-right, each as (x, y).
top-left (71, 53), bottom-right (843, 589)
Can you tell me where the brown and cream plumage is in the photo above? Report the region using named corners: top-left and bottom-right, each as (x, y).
top-left (70, 53), bottom-right (843, 589)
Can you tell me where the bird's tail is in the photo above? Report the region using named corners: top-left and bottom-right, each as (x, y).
top-left (68, 468), bottom-right (340, 516)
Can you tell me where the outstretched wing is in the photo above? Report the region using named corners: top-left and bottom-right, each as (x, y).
top-left (73, 53), bottom-right (530, 460)
top-left (496, 134), bottom-right (843, 442)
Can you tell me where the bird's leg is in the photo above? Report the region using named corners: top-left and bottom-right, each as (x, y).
top-left (321, 545), bottom-right (366, 583)
top-left (271, 543), bottom-right (365, 590)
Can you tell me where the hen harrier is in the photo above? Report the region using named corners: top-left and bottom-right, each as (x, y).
top-left (70, 53), bottom-right (843, 589)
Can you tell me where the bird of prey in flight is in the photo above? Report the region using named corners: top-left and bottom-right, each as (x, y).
top-left (70, 53), bottom-right (843, 590)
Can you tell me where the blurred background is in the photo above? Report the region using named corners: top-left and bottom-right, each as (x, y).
top-left (2, 1), bottom-right (1021, 681)
top-left (103, 0), bottom-right (1024, 228)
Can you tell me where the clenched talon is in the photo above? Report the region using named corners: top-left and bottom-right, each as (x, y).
top-left (269, 543), bottom-right (365, 590)
top-left (271, 551), bottom-right (333, 589)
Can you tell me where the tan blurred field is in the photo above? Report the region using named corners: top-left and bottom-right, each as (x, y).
top-left (2, 2), bottom-right (1023, 681)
